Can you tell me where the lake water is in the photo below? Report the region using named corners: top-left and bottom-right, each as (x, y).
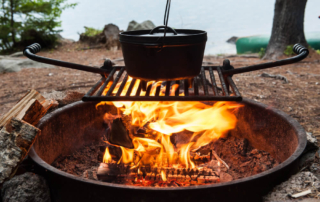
top-left (60, 0), bottom-right (320, 55)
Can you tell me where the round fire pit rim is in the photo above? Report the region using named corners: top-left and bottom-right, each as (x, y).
top-left (29, 98), bottom-right (307, 191)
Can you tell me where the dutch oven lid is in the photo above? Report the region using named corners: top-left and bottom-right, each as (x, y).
top-left (119, 26), bottom-right (207, 45)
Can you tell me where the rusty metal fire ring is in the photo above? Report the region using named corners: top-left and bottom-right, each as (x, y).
top-left (29, 99), bottom-right (307, 202)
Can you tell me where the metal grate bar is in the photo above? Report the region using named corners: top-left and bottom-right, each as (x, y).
top-left (126, 78), bottom-right (137, 97)
top-left (135, 81), bottom-right (143, 96)
top-left (145, 82), bottom-right (153, 96)
top-left (194, 77), bottom-right (199, 95)
top-left (85, 77), bottom-right (106, 96)
top-left (200, 67), bottom-right (209, 95)
top-left (116, 73), bottom-right (128, 96)
top-left (184, 79), bottom-right (189, 96)
top-left (175, 80), bottom-right (180, 96)
top-left (106, 68), bottom-right (125, 96)
top-left (226, 76), bottom-right (241, 96)
top-left (165, 81), bottom-right (171, 96)
top-left (217, 67), bottom-right (229, 96)
top-left (82, 66), bottom-right (243, 102)
top-left (208, 67), bottom-right (219, 96)
top-left (96, 67), bottom-right (117, 96)
top-left (155, 85), bottom-right (161, 97)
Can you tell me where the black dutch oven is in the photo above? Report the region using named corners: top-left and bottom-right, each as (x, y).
top-left (119, 26), bottom-right (207, 81)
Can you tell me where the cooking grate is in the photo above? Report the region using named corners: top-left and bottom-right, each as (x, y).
top-left (23, 43), bottom-right (308, 102)
top-left (82, 66), bottom-right (242, 102)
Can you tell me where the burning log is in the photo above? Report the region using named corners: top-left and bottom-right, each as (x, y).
top-left (0, 118), bottom-right (41, 184)
top-left (107, 118), bottom-right (134, 149)
top-left (95, 162), bottom-right (223, 186)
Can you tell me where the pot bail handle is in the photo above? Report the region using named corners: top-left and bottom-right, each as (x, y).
top-left (149, 26), bottom-right (177, 35)
top-left (155, 0), bottom-right (172, 51)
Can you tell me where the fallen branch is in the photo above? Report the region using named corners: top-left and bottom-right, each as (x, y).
top-left (261, 72), bottom-right (288, 83)
top-left (77, 45), bottom-right (104, 51)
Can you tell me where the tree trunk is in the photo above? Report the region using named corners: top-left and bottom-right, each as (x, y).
top-left (9, 0), bottom-right (16, 46)
top-left (263, 0), bottom-right (308, 60)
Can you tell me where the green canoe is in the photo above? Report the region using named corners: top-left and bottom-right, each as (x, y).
top-left (236, 32), bottom-right (320, 54)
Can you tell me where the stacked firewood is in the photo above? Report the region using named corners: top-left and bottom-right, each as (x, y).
top-left (0, 90), bottom-right (53, 185)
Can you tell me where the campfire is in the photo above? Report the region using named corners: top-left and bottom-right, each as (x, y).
top-left (97, 98), bottom-right (240, 186)
top-left (49, 78), bottom-right (280, 188)
top-left (17, 10), bottom-right (309, 198)
top-left (95, 78), bottom-right (241, 186)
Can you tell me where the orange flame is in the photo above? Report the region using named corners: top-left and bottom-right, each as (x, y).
top-left (103, 147), bottom-right (112, 163)
top-left (161, 170), bottom-right (167, 182)
top-left (179, 142), bottom-right (195, 169)
top-left (98, 77), bottom-right (241, 169)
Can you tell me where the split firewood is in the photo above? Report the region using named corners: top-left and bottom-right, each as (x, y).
top-left (0, 90), bottom-right (53, 184)
top-left (0, 118), bottom-right (41, 184)
top-left (0, 89), bottom-right (53, 128)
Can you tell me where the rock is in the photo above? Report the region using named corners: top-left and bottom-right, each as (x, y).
top-left (263, 172), bottom-right (320, 201)
top-left (103, 24), bottom-right (121, 50)
top-left (0, 58), bottom-right (55, 73)
top-left (54, 34), bottom-right (74, 44)
top-left (306, 132), bottom-right (318, 151)
top-left (299, 132), bottom-right (319, 167)
top-left (79, 24), bottom-right (121, 50)
top-left (79, 28), bottom-right (106, 45)
top-left (220, 172), bottom-right (233, 183)
top-left (1, 172), bottom-right (51, 202)
top-left (9, 52), bottom-right (24, 57)
top-left (126, 20), bottom-right (156, 31)
top-left (57, 38), bottom-right (75, 44)
top-left (226, 36), bottom-right (238, 44)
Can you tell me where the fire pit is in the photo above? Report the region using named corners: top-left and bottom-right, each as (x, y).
top-left (29, 99), bottom-right (306, 202)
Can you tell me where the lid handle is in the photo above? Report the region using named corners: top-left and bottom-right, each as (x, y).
top-left (149, 26), bottom-right (178, 35)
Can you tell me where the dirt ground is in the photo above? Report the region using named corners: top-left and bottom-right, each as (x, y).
top-left (1, 42), bottom-right (319, 139)
top-left (1, 42), bottom-right (320, 200)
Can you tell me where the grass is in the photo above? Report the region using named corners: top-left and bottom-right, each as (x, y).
top-left (258, 48), bottom-right (266, 58)
top-left (284, 45), bottom-right (294, 56)
top-left (83, 27), bottom-right (102, 37)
